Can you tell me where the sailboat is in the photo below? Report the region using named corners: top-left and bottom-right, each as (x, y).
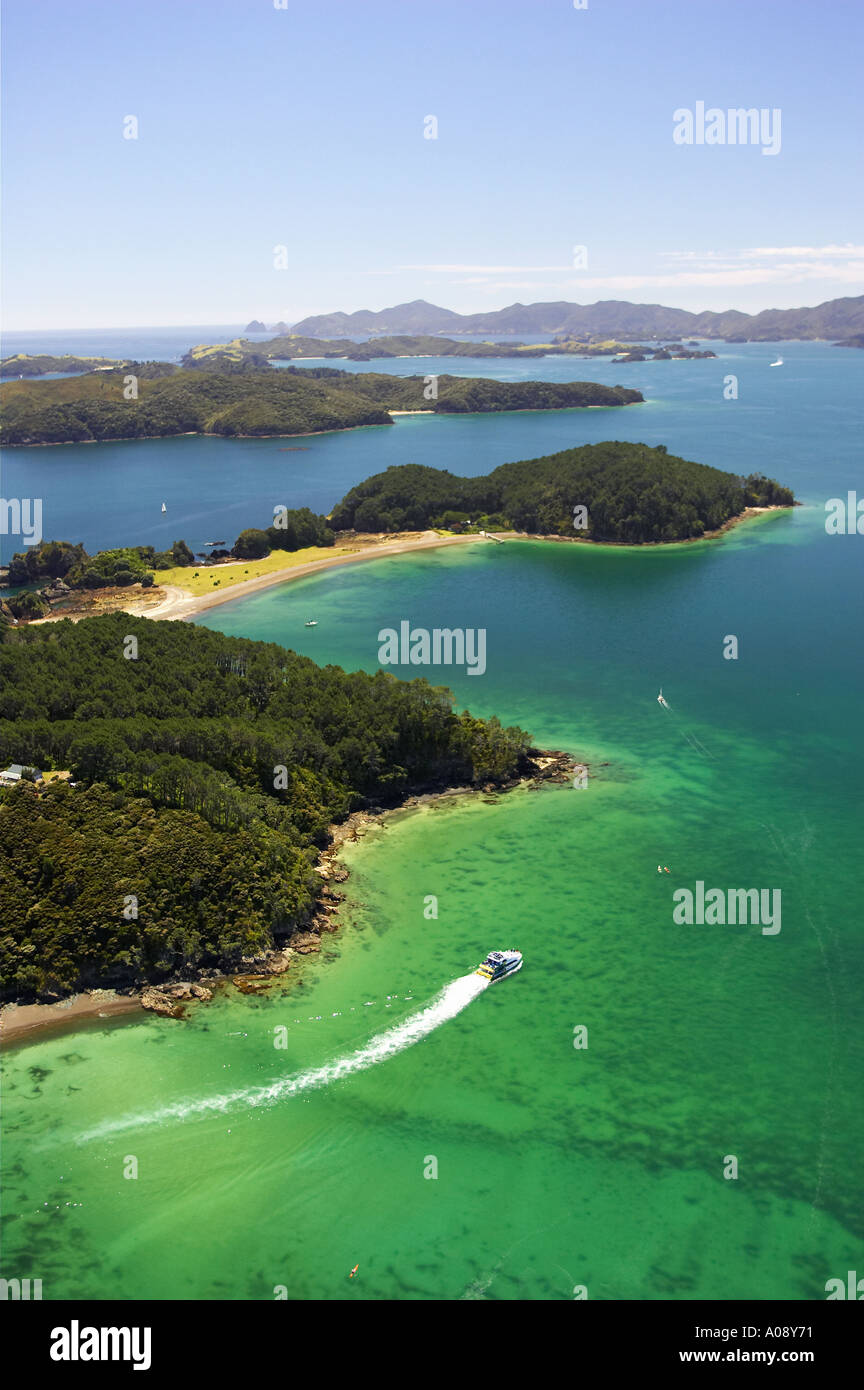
top-left (769, 356), bottom-right (783, 367)
top-left (161, 502), bottom-right (167, 513)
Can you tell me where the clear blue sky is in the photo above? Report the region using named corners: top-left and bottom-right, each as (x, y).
top-left (2, 0), bottom-right (862, 328)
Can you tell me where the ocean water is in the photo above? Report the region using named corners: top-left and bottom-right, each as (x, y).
top-left (0, 341), bottom-right (850, 563)
top-left (0, 325), bottom-right (254, 364)
top-left (1, 342), bottom-right (861, 1301)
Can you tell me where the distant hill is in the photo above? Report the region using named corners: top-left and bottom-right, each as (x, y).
top-left (290, 295), bottom-right (864, 343)
top-left (286, 299), bottom-right (467, 337)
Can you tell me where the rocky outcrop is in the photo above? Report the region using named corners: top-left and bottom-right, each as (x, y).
top-left (141, 987), bottom-right (185, 1018)
top-left (140, 981), bottom-right (213, 1016)
top-left (287, 931), bottom-right (322, 955)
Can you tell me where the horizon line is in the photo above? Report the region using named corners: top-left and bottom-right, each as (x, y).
top-left (3, 289), bottom-right (863, 337)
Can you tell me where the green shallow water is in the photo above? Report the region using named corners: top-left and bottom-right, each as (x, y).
top-left (2, 346), bottom-right (862, 1300)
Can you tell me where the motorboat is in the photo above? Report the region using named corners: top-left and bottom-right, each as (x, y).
top-left (475, 949), bottom-right (522, 983)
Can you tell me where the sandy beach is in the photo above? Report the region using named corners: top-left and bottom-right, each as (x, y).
top-left (0, 991), bottom-right (143, 1044)
top-left (16, 508), bottom-right (793, 629)
top-left (139, 508), bottom-right (791, 623)
top-left (142, 530), bottom-right (481, 620)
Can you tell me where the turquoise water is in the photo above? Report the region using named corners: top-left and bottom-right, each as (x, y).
top-left (1, 342), bottom-right (861, 1300)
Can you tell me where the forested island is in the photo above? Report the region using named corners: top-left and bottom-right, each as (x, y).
top-left (330, 445), bottom-right (795, 543)
top-left (0, 364), bottom-right (641, 445)
top-left (0, 615), bottom-right (537, 1000)
top-left (184, 332), bottom-right (716, 366)
top-left (0, 353), bottom-right (128, 378)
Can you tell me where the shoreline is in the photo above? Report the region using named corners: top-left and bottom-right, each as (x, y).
top-left (0, 991), bottom-right (144, 1043)
top-left (143, 531), bottom-right (483, 620)
top-left (16, 507), bottom-right (794, 628)
top-left (0, 751), bottom-right (580, 1046)
top-left (143, 507), bottom-right (793, 621)
top-left (0, 400), bottom-right (642, 450)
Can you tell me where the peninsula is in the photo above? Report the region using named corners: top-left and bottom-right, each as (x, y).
top-left (0, 613), bottom-right (543, 1004)
top-left (0, 364), bottom-right (641, 445)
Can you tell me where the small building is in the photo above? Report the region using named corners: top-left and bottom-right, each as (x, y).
top-left (0, 764), bottom-right (43, 787)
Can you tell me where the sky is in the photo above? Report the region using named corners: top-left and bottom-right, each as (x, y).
top-left (2, 0), bottom-right (862, 329)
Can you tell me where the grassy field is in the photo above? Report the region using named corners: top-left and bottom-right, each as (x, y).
top-left (151, 545), bottom-right (355, 596)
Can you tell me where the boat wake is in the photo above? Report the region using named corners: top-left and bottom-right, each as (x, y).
top-left (657, 689), bottom-right (714, 760)
top-left (79, 973), bottom-right (490, 1142)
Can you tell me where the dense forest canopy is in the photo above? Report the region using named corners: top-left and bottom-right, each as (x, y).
top-left (0, 615), bottom-right (533, 998)
top-left (329, 444), bottom-right (795, 543)
top-left (0, 365), bottom-right (641, 446)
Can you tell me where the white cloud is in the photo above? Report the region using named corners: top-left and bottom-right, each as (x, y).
top-left (364, 245), bottom-right (864, 298)
top-left (400, 263), bottom-right (573, 274)
top-left (744, 244), bottom-right (864, 259)
top-left (447, 263), bottom-right (864, 293)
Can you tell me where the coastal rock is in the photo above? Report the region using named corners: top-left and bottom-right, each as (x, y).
top-left (232, 974), bottom-right (274, 995)
top-left (288, 931), bottom-right (321, 955)
top-left (141, 988), bottom-right (185, 1019)
top-left (263, 951), bottom-right (292, 976)
top-left (530, 749), bottom-right (583, 783)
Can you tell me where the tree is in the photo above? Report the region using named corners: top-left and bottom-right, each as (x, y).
top-left (233, 528), bottom-right (270, 560)
top-left (171, 539), bottom-right (195, 567)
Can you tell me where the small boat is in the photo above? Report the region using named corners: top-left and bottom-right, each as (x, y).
top-left (161, 502), bottom-right (167, 513)
top-left (657, 689), bottom-right (669, 708)
top-left (304, 620), bottom-right (318, 627)
top-left (205, 540), bottom-right (226, 547)
top-left (475, 949), bottom-right (522, 983)
top-left (770, 356), bottom-right (783, 367)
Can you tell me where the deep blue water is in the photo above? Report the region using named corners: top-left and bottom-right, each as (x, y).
top-left (0, 341), bottom-right (858, 564)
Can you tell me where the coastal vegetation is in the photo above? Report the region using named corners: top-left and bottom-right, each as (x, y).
top-left (330, 445), bottom-right (795, 543)
top-left (0, 614), bottom-right (534, 999)
top-left (0, 365), bottom-right (641, 445)
top-left (5, 538), bottom-right (193, 591)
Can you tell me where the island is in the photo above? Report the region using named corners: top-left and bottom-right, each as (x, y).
top-left (0, 439), bottom-right (796, 628)
top-left (183, 332), bottom-right (717, 366)
top-left (0, 364), bottom-right (642, 446)
top-left (0, 612), bottom-right (553, 1003)
top-left (329, 446), bottom-right (795, 543)
top-left (0, 353), bottom-right (129, 378)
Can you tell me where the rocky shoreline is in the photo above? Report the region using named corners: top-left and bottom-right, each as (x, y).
top-left (0, 748), bottom-right (582, 1041)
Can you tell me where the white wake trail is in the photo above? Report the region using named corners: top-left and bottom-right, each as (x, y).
top-left (79, 973), bottom-right (489, 1142)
